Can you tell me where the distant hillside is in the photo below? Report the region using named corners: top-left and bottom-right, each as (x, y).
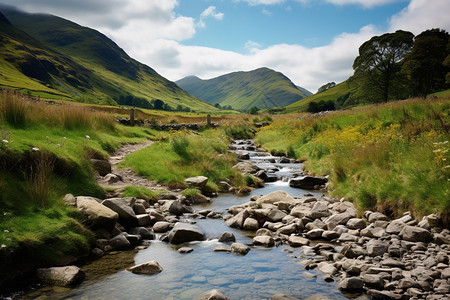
top-left (176, 67), bottom-right (311, 111)
top-left (0, 6), bottom-right (216, 111)
top-left (285, 80), bottom-right (357, 113)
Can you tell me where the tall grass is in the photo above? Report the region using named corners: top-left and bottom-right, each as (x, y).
top-left (256, 96), bottom-right (450, 221)
top-left (0, 90), bottom-right (29, 128)
top-left (24, 150), bottom-right (55, 209)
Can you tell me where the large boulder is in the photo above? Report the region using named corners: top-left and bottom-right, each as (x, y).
top-left (289, 176), bottom-right (327, 190)
top-left (253, 236), bottom-right (275, 247)
top-left (366, 239), bottom-right (389, 257)
top-left (128, 260), bottom-right (163, 275)
top-left (168, 223), bottom-right (205, 244)
top-left (256, 190), bottom-right (295, 205)
top-left (184, 176), bottom-right (209, 189)
top-left (339, 277), bottom-right (364, 291)
top-left (36, 266), bottom-right (85, 286)
top-left (243, 218), bottom-right (259, 231)
top-left (308, 201), bottom-right (332, 219)
top-left (386, 220), bottom-right (406, 235)
top-left (76, 196), bottom-right (118, 230)
top-left (230, 243), bottom-right (251, 255)
top-left (162, 200), bottom-right (193, 216)
top-left (153, 221), bottom-right (172, 233)
top-left (218, 232), bottom-right (236, 243)
top-left (102, 197), bottom-right (138, 227)
top-left (232, 161), bottom-right (260, 174)
top-left (91, 159), bottom-right (111, 176)
top-left (400, 225), bottom-right (432, 242)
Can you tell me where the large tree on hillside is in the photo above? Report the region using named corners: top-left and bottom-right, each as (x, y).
top-left (353, 30), bottom-right (414, 103)
top-left (402, 29), bottom-right (450, 97)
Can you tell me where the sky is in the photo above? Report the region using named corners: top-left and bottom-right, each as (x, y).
top-left (1, 0), bottom-right (449, 93)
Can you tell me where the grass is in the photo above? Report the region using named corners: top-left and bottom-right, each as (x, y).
top-left (120, 129), bottom-right (248, 191)
top-left (119, 186), bottom-right (166, 202)
top-left (0, 91), bottom-right (160, 284)
top-left (256, 96), bottom-right (450, 223)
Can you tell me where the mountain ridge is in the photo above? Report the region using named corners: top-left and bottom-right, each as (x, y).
top-left (0, 6), bottom-right (216, 111)
top-left (176, 67), bottom-right (312, 111)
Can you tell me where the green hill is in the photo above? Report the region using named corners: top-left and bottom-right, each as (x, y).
top-left (0, 6), bottom-right (216, 112)
top-left (285, 80), bottom-right (356, 113)
top-left (176, 67), bottom-right (311, 111)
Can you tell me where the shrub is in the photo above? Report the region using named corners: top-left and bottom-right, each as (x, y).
top-left (225, 123), bottom-right (253, 139)
top-left (171, 135), bottom-right (191, 163)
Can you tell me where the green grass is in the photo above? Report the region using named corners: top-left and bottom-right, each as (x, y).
top-left (119, 186), bottom-right (166, 202)
top-left (256, 96), bottom-right (450, 222)
top-left (120, 129), bottom-right (248, 190)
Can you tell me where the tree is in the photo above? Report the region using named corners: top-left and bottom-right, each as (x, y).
top-left (214, 103), bottom-right (221, 109)
top-left (353, 30), bottom-right (414, 102)
top-left (153, 99), bottom-right (164, 110)
top-left (402, 29), bottom-right (449, 97)
top-left (248, 106), bottom-right (259, 114)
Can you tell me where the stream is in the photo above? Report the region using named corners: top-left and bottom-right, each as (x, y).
top-left (12, 140), bottom-right (363, 300)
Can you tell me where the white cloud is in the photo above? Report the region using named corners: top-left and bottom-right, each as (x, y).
top-left (262, 8), bottom-right (273, 15)
top-left (323, 0), bottom-right (404, 8)
top-left (244, 40), bottom-right (263, 52)
top-left (200, 6), bottom-right (224, 20)
top-left (235, 0), bottom-right (286, 5)
top-left (389, 0), bottom-right (450, 34)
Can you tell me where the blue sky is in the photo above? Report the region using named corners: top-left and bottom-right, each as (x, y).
top-left (177, 0), bottom-right (409, 52)
top-left (1, 0), bottom-right (449, 92)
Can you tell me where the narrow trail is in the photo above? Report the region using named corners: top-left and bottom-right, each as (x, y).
top-left (96, 141), bottom-right (168, 197)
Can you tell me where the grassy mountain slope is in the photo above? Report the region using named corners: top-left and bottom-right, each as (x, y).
top-left (0, 7), bottom-right (216, 111)
top-left (285, 80), bottom-right (354, 112)
top-left (176, 67), bottom-right (310, 111)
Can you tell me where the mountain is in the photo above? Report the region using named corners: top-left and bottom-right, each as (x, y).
top-left (0, 6), bottom-right (215, 111)
top-left (296, 86), bottom-right (313, 97)
top-left (176, 68), bottom-right (311, 111)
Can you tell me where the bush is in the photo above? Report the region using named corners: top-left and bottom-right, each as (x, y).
top-left (0, 91), bottom-right (29, 128)
top-left (225, 123), bottom-right (254, 139)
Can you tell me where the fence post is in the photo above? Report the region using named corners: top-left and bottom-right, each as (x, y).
top-left (206, 114), bottom-right (211, 127)
top-left (130, 108), bottom-right (135, 126)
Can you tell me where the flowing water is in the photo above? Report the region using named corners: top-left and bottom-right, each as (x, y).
top-left (10, 140), bottom-right (361, 300)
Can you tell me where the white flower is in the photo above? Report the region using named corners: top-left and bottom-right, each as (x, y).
top-left (57, 144), bottom-right (61, 148)
top-left (63, 137), bottom-right (67, 140)
top-left (32, 147), bottom-right (39, 151)
top-left (85, 135), bottom-right (90, 139)
top-left (1, 140), bottom-right (7, 143)
top-left (3, 230), bottom-right (9, 233)
top-left (1, 244), bottom-right (6, 249)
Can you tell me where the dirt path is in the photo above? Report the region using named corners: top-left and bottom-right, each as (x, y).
top-left (96, 141), bottom-right (168, 197)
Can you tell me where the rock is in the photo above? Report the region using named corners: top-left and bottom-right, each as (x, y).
top-left (232, 161), bottom-right (260, 174)
top-left (76, 196), bottom-right (118, 230)
top-left (153, 221), bottom-right (172, 233)
top-left (368, 212), bottom-right (389, 223)
top-left (305, 219), bottom-right (327, 230)
top-left (434, 233), bottom-right (450, 245)
top-left (367, 240), bottom-right (389, 257)
top-left (36, 266), bottom-right (85, 286)
top-left (289, 176), bottom-right (327, 190)
top-left (306, 228), bottom-right (324, 239)
top-left (184, 176), bottom-right (208, 189)
top-left (363, 274), bottom-right (384, 290)
top-left (325, 211), bottom-right (354, 225)
top-left (398, 278), bottom-right (420, 289)
top-left (290, 205), bottom-right (312, 218)
top-left (256, 228), bottom-right (274, 237)
top-left (178, 247), bottom-right (194, 254)
top-left (271, 294), bottom-right (300, 300)
top-left (308, 201), bottom-right (332, 219)
top-left (136, 214), bottom-right (151, 226)
top-left (102, 198), bottom-right (138, 227)
top-left (243, 217), bottom-right (260, 231)
top-left (400, 225), bottom-right (432, 242)
top-left (128, 260), bottom-right (163, 275)
top-left (256, 190), bottom-right (295, 205)
top-left (230, 243), bottom-right (251, 255)
top-left (129, 227), bottom-right (154, 240)
top-left (91, 159), bottom-right (111, 176)
top-left (277, 223), bottom-right (298, 235)
top-left (63, 194), bottom-right (76, 206)
top-left (317, 262), bottom-right (337, 275)
top-left (288, 236), bottom-right (310, 247)
top-left (168, 223), bottom-right (205, 244)
top-left (386, 220), bottom-right (407, 235)
top-left (218, 232), bottom-right (236, 243)
top-left (253, 236), bottom-right (275, 247)
top-left (381, 258), bottom-right (405, 269)
top-left (109, 234), bottom-right (131, 249)
top-left (338, 232), bottom-right (359, 242)
top-left (195, 289), bottom-right (228, 300)
top-left (322, 230), bottom-right (340, 240)
top-left (164, 200), bottom-right (194, 216)
top-left (346, 218), bottom-right (366, 229)
top-left (133, 202), bottom-right (147, 215)
top-left (267, 210), bottom-right (288, 222)
top-left (339, 277), bottom-right (364, 291)
top-left (103, 173), bottom-right (121, 184)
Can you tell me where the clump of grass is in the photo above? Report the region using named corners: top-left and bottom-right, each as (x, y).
top-left (0, 91), bottom-right (29, 128)
top-left (24, 150), bottom-right (55, 209)
top-left (181, 187), bottom-right (201, 198)
top-left (120, 186), bottom-right (164, 202)
top-left (171, 134), bottom-right (191, 163)
top-left (225, 123), bottom-right (254, 139)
